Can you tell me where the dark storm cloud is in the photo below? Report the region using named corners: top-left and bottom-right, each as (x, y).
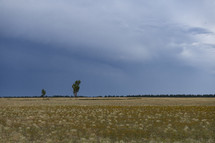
top-left (1, 0), bottom-right (215, 96)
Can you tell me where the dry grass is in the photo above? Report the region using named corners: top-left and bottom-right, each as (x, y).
top-left (0, 98), bottom-right (215, 142)
top-left (1, 97), bottom-right (215, 106)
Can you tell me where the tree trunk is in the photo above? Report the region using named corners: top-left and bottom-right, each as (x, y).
top-left (74, 92), bottom-right (77, 97)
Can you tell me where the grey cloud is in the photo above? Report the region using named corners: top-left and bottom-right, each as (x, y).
top-left (1, 0), bottom-right (215, 96)
top-left (187, 27), bottom-right (213, 35)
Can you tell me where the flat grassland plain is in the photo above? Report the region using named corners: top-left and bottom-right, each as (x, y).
top-left (0, 98), bottom-right (215, 143)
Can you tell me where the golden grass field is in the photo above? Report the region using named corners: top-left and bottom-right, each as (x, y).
top-left (0, 97), bottom-right (215, 143)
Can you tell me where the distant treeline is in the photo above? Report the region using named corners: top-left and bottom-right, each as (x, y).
top-left (0, 95), bottom-right (82, 98)
top-left (1, 94), bottom-right (215, 98)
top-left (106, 94), bottom-right (215, 98)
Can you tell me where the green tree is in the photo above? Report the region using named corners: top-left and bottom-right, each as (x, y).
top-left (41, 89), bottom-right (46, 97)
top-left (72, 80), bottom-right (81, 97)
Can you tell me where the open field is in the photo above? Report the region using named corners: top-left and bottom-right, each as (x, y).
top-left (1, 97), bottom-right (215, 106)
top-left (0, 98), bottom-right (215, 142)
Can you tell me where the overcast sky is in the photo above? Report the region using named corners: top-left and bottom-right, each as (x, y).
top-left (1, 0), bottom-right (215, 96)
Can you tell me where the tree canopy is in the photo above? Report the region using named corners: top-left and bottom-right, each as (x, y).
top-left (41, 89), bottom-right (46, 97)
top-left (72, 80), bottom-right (81, 97)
